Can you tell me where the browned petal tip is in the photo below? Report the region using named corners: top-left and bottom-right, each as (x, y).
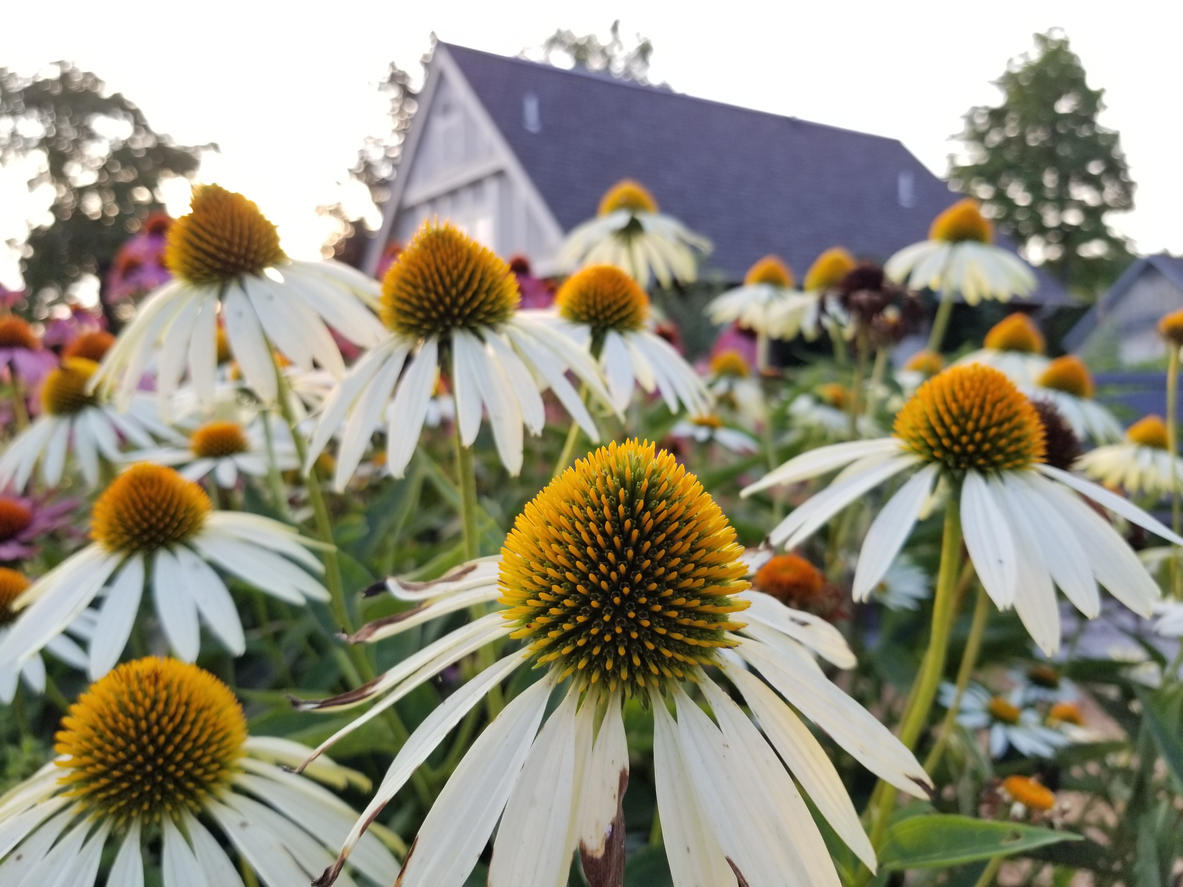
top-left (345, 606), bottom-right (427, 643)
top-left (286, 676), bottom-right (383, 711)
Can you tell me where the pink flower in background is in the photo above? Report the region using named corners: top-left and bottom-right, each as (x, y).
top-left (509, 255), bottom-right (556, 310)
top-left (709, 321), bottom-right (759, 369)
top-left (375, 240), bottom-right (403, 280)
top-left (103, 212), bottom-right (174, 310)
top-left (0, 315), bottom-right (56, 386)
top-left (0, 287), bottom-right (25, 310)
top-left (41, 303), bottom-right (106, 350)
top-left (0, 490), bottom-right (78, 562)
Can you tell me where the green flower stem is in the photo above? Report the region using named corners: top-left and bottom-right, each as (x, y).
top-left (260, 409), bottom-right (293, 521)
top-left (924, 584), bottom-right (990, 773)
top-left (971, 856), bottom-right (1003, 887)
top-left (755, 330), bottom-right (771, 375)
top-left (848, 329), bottom-right (871, 437)
top-left (864, 345), bottom-right (889, 422)
top-left (926, 293), bottom-right (955, 353)
top-left (452, 419), bottom-right (480, 562)
top-left (8, 376), bottom-right (28, 431)
top-left (552, 380), bottom-right (593, 479)
top-left (1167, 347), bottom-right (1181, 598)
top-left (450, 394), bottom-right (504, 718)
top-left (270, 362), bottom-right (433, 807)
top-left (863, 501), bottom-right (964, 863)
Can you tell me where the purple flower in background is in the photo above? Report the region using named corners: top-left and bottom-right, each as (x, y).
top-left (0, 490), bottom-right (78, 562)
top-left (509, 254), bottom-right (556, 310)
top-left (0, 315), bottom-right (56, 386)
top-left (103, 212), bottom-right (173, 310)
top-left (41, 304), bottom-right (106, 350)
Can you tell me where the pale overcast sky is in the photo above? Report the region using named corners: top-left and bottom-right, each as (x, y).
top-left (1, 0), bottom-right (1179, 289)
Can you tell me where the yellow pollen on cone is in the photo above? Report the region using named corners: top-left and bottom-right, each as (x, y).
top-left (984, 313), bottom-right (1045, 354)
top-left (1126, 415), bottom-right (1169, 450)
top-left (803, 247), bottom-right (856, 291)
top-left (929, 198), bottom-right (993, 244)
top-left (598, 179), bottom-right (658, 216)
top-left (744, 255), bottom-right (794, 288)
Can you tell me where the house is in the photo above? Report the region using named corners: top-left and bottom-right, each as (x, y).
top-left (1064, 253), bottom-right (1183, 367)
top-left (366, 42), bottom-right (1065, 303)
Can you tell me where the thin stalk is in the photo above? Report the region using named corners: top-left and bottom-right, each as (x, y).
top-left (926, 291), bottom-right (954, 353)
top-left (8, 375), bottom-right (28, 431)
top-left (971, 856), bottom-right (1003, 887)
top-left (1166, 348), bottom-right (1181, 598)
top-left (260, 409), bottom-right (293, 521)
top-left (862, 501), bottom-right (964, 865)
top-left (924, 585), bottom-right (990, 773)
top-left (271, 361), bottom-right (433, 806)
top-left (755, 329), bottom-right (771, 375)
top-left (453, 419), bottom-right (479, 562)
top-left (848, 329), bottom-right (870, 437)
top-left (864, 345), bottom-right (889, 421)
top-left (450, 411), bottom-right (505, 716)
top-left (552, 382), bottom-right (590, 478)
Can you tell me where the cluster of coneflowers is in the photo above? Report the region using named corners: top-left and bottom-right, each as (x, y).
top-left (0, 174), bottom-right (1177, 887)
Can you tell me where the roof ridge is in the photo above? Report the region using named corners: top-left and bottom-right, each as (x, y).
top-left (438, 41), bottom-right (906, 147)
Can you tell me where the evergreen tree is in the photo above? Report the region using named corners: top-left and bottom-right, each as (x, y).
top-left (949, 30), bottom-right (1135, 299)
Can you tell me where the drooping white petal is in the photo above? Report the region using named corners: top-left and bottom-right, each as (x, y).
top-left (223, 285), bottom-right (277, 403)
top-left (724, 661), bottom-right (876, 869)
top-left (152, 548), bottom-right (201, 662)
top-left (385, 677), bottom-right (552, 887)
top-left (162, 817), bottom-right (206, 887)
top-left (770, 456), bottom-right (920, 549)
top-left (89, 553), bottom-right (145, 679)
top-left (183, 815), bottom-right (243, 887)
top-left (650, 700), bottom-right (735, 887)
top-left (735, 591), bottom-right (855, 669)
top-left (173, 546), bottom-right (246, 656)
top-left (576, 698), bottom-right (629, 875)
top-left (107, 821), bottom-right (145, 887)
top-left (1037, 463), bottom-right (1183, 545)
top-left (740, 438), bottom-right (902, 497)
top-left (384, 337), bottom-right (438, 478)
top-left (853, 464), bottom-right (938, 600)
top-left (488, 688), bottom-right (579, 887)
top-left (960, 471), bottom-right (1019, 608)
top-left (315, 652), bottom-right (529, 883)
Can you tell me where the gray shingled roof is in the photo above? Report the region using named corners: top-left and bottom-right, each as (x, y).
top-left (1063, 253), bottom-right (1183, 351)
top-left (442, 43), bottom-right (1067, 303)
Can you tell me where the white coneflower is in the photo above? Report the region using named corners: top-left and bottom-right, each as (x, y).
top-left (128, 414), bottom-right (297, 489)
top-left (300, 440), bottom-right (929, 887)
top-left (941, 684), bottom-right (1070, 759)
top-left (1077, 415), bottom-right (1183, 498)
top-left (886, 199), bottom-right (1036, 306)
top-left (1023, 356), bottom-right (1122, 444)
top-left (556, 179), bottom-right (711, 288)
top-left (0, 358), bottom-right (177, 491)
top-left (0, 658), bottom-right (398, 886)
top-left (0, 463), bottom-right (327, 680)
top-left (549, 264), bottom-right (709, 416)
top-left (0, 568), bottom-right (90, 703)
top-left (957, 312), bottom-right (1050, 386)
top-left (743, 364), bottom-right (1183, 655)
top-left (92, 185), bottom-right (386, 408)
top-left (306, 222), bottom-right (614, 487)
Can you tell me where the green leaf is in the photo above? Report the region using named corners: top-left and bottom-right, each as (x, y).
top-left (1134, 686), bottom-right (1183, 793)
top-left (879, 814), bottom-right (1081, 870)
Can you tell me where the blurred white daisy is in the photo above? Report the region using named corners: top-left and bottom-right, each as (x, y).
top-left (789, 246), bottom-right (858, 341)
top-left (92, 185), bottom-right (386, 409)
top-left (957, 312), bottom-right (1050, 386)
top-left (743, 364), bottom-right (1183, 655)
top-left (128, 415), bottom-right (297, 489)
top-left (1008, 663), bottom-right (1079, 705)
top-left (556, 179), bottom-right (710, 288)
top-left (1023, 355), bottom-right (1122, 443)
top-left (298, 441), bottom-right (929, 887)
top-left (550, 264), bottom-right (709, 415)
top-left (941, 683), bottom-right (1070, 759)
top-left (669, 414), bottom-right (759, 454)
top-left (0, 569), bottom-right (92, 704)
top-left (0, 357), bottom-right (178, 492)
top-left (1077, 415), bottom-right (1183, 498)
top-left (788, 383), bottom-right (880, 440)
top-left (705, 348), bottom-right (764, 426)
top-left (707, 255), bottom-right (806, 363)
top-left (873, 558), bottom-right (931, 611)
top-left (885, 198), bottom-right (1036, 306)
top-left (1153, 599), bottom-right (1183, 637)
top-left (0, 657), bottom-right (398, 886)
top-left (896, 349), bottom-right (946, 396)
top-left (306, 222), bottom-right (614, 487)
top-left (0, 463), bottom-right (327, 681)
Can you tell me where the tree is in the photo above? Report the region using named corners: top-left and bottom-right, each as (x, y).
top-left (948, 30), bottom-right (1135, 299)
top-left (526, 20), bottom-right (656, 84)
top-left (0, 62), bottom-right (206, 309)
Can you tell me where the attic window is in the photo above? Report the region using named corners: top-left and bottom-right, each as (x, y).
top-left (897, 171), bottom-right (915, 208)
top-left (522, 92), bottom-right (541, 134)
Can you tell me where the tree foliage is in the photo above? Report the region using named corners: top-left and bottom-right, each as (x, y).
top-left (528, 20), bottom-right (656, 84)
top-left (0, 62), bottom-right (205, 306)
top-left (948, 30), bottom-right (1135, 299)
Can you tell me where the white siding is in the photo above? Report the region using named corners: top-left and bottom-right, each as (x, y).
top-left (1080, 268), bottom-right (1183, 367)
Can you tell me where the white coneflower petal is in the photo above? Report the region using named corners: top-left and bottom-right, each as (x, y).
top-left (853, 464), bottom-right (940, 600)
top-left (89, 554), bottom-right (145, 678)
top-left (959, 471), bottom-right (1019, 608)
top-left (735, 591), bottom-right (855, 669)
